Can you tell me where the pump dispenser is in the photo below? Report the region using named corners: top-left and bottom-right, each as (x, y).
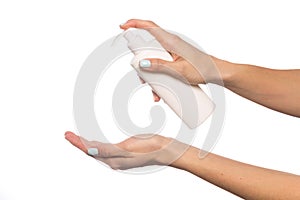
top-left (124, 28), bottom-right (215, 129)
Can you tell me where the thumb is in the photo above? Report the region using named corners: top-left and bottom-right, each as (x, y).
top-left (139, 58), bottom-right (182, 78)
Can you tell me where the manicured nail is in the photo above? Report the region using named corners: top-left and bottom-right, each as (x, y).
top-left (120, 22), bottom-right (126, 27)
top-left (88, 148), bottom-right (98, 156)
top-left (139, 59), bottom-right (151, 68)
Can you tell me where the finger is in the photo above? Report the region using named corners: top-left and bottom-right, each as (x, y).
top-left (139, 58), bottom-right (169, 72)
top-left (152, 90), bottom-right (161, 102)
top-left (93, 143), bottom-right (131, 158)
top-left (120, 19), bottom-right (159, 30)
top-left (99, 156), bottom-right (155, 170)
top-left (98, 157), bottom-right (132, 170)
top-left (120, 19), bottom-right (184, 53)
top-left (139, 76), bottom-right (145, 84)
top-left (65, 131), bottom-right (129, 158)
top-left (65, 131), bottom-right (88, 153)
top-left (139, 58), bottom-right (186, 81)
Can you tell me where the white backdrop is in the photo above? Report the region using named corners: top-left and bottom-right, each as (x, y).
top-left (0, 1), bottom-right (299, 199)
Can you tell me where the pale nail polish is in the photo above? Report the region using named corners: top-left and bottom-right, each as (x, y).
top-left (139, 59), bottom-right (151, 68)
top-left (120, 22), bottom-right (126, 26)
top-left (88, 148), bottom-right (98, 156)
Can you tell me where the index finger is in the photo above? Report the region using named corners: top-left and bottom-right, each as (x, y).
top-left (120, 19), bottom-right (183, 53)
top-left (120, 19), bottom-right (159, 30)
top-left (65, 131), bottom-right (129, 158)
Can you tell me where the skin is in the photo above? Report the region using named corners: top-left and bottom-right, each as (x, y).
top-left (66, 19), bottom-right (300, 199)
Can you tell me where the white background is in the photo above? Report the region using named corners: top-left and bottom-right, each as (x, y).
top-left (0, 0), bottom-right (299, 199)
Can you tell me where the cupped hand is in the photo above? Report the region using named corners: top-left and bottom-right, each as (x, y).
top-left (65, 131), bottom-right (185, 170)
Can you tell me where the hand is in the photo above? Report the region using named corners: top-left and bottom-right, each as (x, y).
top-left (120, 19), bottom-right (223, 86)
top-left (65, 131), bottom-right (185, 170)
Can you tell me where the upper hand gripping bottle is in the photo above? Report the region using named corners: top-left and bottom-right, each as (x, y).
top-left (123, 28), bottom-right (215, 129)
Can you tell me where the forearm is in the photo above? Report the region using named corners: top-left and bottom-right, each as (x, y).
top-left (171, 146), bottom-right (300, 200)
top-left (213, 57), bottom-right (300, 117)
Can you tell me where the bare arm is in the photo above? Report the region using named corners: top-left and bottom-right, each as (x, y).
top-left (65, 19), bottom-right (300, 199)
top-left (65, 131), bottom-right (300, 200)
top-left (217, 58), bottom-right (300, 117)
top-left (121, 19), bottom-right (300, 117)
top-left (172, 145), bottom-right (300, 200)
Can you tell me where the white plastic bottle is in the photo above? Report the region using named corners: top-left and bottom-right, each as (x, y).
top-left (124, 28), bottom-right (215, 129)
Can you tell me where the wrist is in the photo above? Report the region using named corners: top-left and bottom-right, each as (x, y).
top-left (155, 139), bottom-right (194, 167)
top-left (209, 56), bottom-right (238, 87)
top-left (169, 144), bottom-right (201, 170)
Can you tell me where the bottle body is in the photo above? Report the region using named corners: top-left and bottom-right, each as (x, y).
top-left (124, 29), bottom-right (215, 128)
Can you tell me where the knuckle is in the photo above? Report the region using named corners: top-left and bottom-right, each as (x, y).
top-left (119, 140), bottom-right (131, 151)
top-left (162, 35), bottom-right (181, 51)
top-left (170, 35), bottom-right (181, 43)
top-left (153, 59), bottom-right (162, 68)
top-left (145, 20), bottom-right (153, 24)
top-left (98, 147), bottom-right (110, 157)
top-left (151, 59), bottom-right (167, 72)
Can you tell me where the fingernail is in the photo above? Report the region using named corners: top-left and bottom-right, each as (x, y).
top-left (139, 59), bottom-right (151, 68)
top-left (88, 148), bottom-right (98, 156)
top-left (120, 22), bottom-right (126, 27)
